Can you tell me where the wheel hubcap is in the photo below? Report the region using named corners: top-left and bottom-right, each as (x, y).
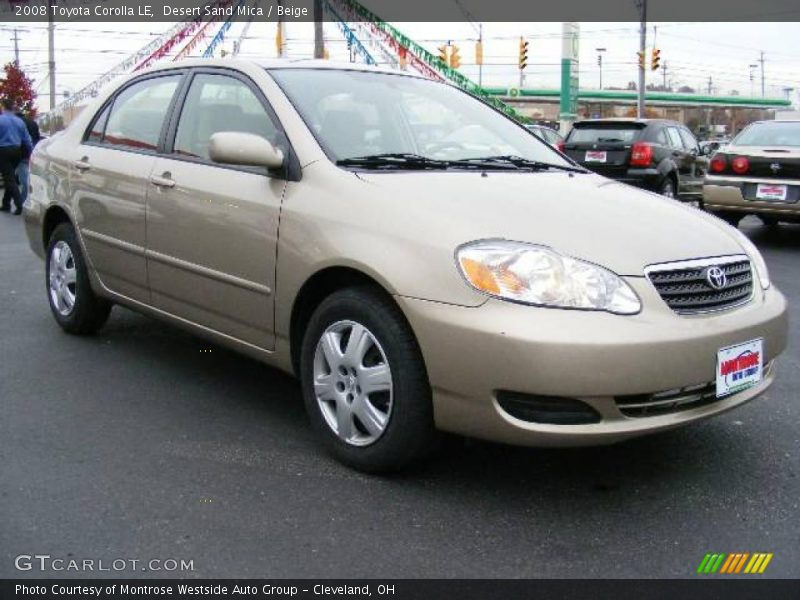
top-left (49, 241), bottom-right (77, 316)
top-left (662, 184), bottom-right (675, 198)
top-left (313, 320), bottom-right (393, 447)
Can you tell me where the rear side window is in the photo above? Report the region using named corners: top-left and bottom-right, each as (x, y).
top-left (567, 125), bottom-right (642, 144)
top-left (665, 127), bottom-right (684, 149)
top-left (102, 75), bottom-right (181, 152)
top-left (87, 104), bottom-right (111, 143)
top-left (173, 73), bottom-right (279, 161)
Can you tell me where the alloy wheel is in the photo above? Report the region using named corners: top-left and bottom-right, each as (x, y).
top-left (313, 320), bottom-right (393, 447)
top-left (49, 241), bottom-right (77, 316)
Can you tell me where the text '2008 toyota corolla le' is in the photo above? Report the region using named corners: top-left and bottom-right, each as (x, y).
top-left (25, 60), bottom-right (787, 472)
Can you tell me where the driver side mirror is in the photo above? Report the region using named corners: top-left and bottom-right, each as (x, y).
top-left (209, 131), bottom-right (284, 170)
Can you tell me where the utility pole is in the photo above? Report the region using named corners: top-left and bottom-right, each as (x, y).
top-left (636, 0), bottom-right (647, 118)
top-left (707, 76), bottom-right (713, 95)
top-left (48, 1), bottom-right (56, 111)
top-left (662, 62), bottom-right (667, 90)
top-left (12, 28), bottom-right (20, 65)
top-left (758, 51), bottom-right (765, 97)
top-left (313, 0), bottom-right (324, 59)
top-left (478, 24), bottom-right (483, 88)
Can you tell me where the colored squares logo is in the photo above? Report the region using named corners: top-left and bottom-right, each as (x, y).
top-left (697, 553), bottom-right (773, 574)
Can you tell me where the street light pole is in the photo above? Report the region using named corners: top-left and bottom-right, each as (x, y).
top-left (749, 63), bottom-right (758, 97)
top-left (596, 47), bottom-right (606, 90)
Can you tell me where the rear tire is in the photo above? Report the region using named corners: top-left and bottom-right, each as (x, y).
top-left (46, 223), bottom-right (112, 335)
top-left (760, 216), bottom-right (779, 227)
top-left (715, 212), bottom-right (742, 228)
top-left (300, 286), bottom-right (438, 473)
top-left (659, 177), bottom-right (677, 199)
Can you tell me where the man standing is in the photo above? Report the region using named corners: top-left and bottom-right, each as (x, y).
top-left (0, 99), bottom-right (33, 215)
top-left (14, 108), bottom-right (41, 209)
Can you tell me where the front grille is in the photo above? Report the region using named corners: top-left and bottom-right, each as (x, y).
top-left (616, 361), bottom-right (773, 418)
top-left (616, 382), bottom-right (719, 417)
top-left (646, 256), bottom-right (753, 315)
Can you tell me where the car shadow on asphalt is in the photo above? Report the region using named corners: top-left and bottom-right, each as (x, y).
top-left (740, 217), bottom-right (800, 251)
top-left (93, 306), bottom-right (769, 501)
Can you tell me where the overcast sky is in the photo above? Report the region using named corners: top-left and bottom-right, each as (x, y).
top-left (1, 20), bottom-right (798, 109)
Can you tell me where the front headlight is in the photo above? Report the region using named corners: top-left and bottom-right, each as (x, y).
top-left (456, 240), bottom-right (641, 315)
top-left (729, 228), bottom-right (770, 290)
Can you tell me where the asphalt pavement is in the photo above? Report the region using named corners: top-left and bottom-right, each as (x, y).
top-left (1, 212), bottom-right (798, 579)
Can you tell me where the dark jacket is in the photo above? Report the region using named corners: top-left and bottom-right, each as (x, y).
top-left (16, 112), bottom-right (41, 158)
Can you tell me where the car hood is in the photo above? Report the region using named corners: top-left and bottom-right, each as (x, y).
top-left (356, 170), bottom-right (746, 276)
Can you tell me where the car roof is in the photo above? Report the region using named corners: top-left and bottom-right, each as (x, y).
top-left (143, 57), bottom-right (427, 79)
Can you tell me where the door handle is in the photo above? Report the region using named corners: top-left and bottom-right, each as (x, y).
top-left (150, 173), bottom-right (175, 189)
top-left (73, 158), bottom-right (91, 171)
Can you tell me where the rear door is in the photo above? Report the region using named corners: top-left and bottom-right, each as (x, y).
top-left (71, 73), bottom-right (183, 303)
top-left (563, 122), bottom-right (646, 178)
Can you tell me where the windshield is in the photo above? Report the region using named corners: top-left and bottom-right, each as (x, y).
top-left (733, 122), bottom-right (800, 147)
top-left (269, 69), bottom-right (571, 167)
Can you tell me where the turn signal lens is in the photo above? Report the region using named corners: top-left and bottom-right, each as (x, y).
top-left (460, 258), bottom-right (501, 295)
top-left (731, 156), bottom-right (750, 175)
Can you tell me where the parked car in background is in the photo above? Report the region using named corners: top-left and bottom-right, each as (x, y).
top-left (525, 124), bottom-right (564, 147)
top-left (562, 119), bottom-right (710, 204)
top-left (700, 139), bottom-right (728, 155)
top-left (704, 120), bottom-right (800, 227)
top-left (23, 60), bottom-right (787, 472)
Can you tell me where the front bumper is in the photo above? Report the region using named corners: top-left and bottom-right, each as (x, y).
top-left (704, 176), bottom-right (800, 218)
top-left (396, 279), bottom-right (788, 447)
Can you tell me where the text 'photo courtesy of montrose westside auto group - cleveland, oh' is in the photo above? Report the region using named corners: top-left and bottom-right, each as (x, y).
top-left (0, 0), bottom-right (799, 598)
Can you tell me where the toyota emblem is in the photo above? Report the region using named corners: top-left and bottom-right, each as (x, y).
top-left (770, 162), bottom-right (782, 174)
top-left (705, 266), bottom-right (728, 290)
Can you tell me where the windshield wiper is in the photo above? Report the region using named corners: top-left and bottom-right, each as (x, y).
top-left (336, 153), bottom-right (452, 170)
top-left (336, 153), bottom-right (521, 171)
top-left (460, 155), bottom-right (586, 173)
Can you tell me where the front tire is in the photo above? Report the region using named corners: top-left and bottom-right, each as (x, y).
top-left (46, 223), bottom-right (111, 334)
top-left (300, 286), bottom-right (437, 473)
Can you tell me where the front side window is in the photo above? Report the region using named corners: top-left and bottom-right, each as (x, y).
top-left (173, 73), bottom-right (279, 161)
top-left (103, 75), bottom-right (181, 151)
top-left (678, 128), bottom-right (699, 152)
top-left (270, 69), bottom-right (570, 166)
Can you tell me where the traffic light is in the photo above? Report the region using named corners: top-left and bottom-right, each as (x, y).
top-left (651, 48), bottom-right (661, 71)
top-left (450, 44), bottom-right (461, 69)
top-left (475, 41), bottom-right (483, 66)
top-left (518, 37), bottom-right (529, 70)
top-left (637, 50), bottom-right (645, 70)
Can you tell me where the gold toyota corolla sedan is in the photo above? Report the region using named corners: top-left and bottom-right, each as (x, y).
top-left (25, 60), bottom-right (787, 472)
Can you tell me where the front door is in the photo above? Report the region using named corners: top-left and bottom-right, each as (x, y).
top-left (145, 71), bottom-right (286, 350)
